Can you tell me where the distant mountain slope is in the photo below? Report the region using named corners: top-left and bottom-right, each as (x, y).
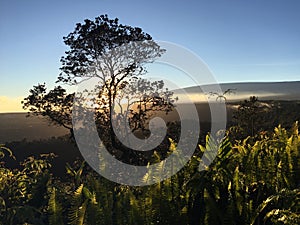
top-left (0, 113), bottom-right (68, 143)
top-left (182, 81), bottom-right (300, 101)
top-left (1, 81), bottom-right (299, 143)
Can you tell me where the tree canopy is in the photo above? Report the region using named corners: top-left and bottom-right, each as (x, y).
top-left (57, 14), bottom-right (164, 85)
top-left (22, 15), bottom-right (175, 158)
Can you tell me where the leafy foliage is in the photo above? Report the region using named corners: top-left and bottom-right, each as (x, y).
top-left (1, 122), bottom-right (299, 224)
top-left (22, 84), bottom-right (74, 135)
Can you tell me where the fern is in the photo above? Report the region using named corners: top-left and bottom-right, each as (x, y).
top-left (68, 184), bottom-right (100, 225)
top-left (69, 184), bottom-right (85, 225)
top-left (251, 188), bottom-right (300, 225)
top-left (48, 187), bottom-right (64, 225)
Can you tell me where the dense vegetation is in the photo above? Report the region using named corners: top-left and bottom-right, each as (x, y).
top-left (1, 122), bottom-right (299, 225)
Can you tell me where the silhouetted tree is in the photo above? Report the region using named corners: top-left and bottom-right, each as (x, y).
top-left (208, 88), bottom-right (236, 102)
top-left (22, 84), bottom-right (74, 137)
top-left (232, 96), bottom-right (272, 137)
top-left (58, 15), bottom-right (166, 145)
top-left (115, 78), bottom-right (176, 133)
top-left (22, 15), bottom-right (175, 147)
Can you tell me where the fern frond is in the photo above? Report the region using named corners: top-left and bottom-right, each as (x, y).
top-left (48, 187), bottom-right (64, 225)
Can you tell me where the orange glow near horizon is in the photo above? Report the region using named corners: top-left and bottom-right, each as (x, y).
top-left (0, 96), bottom-right (26, 113)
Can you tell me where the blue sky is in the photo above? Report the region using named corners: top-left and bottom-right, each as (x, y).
top-left (0, 0), bottom-right (299, 111)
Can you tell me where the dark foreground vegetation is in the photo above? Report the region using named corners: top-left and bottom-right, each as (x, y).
top-left (1, 121), bottom-right (299, 225)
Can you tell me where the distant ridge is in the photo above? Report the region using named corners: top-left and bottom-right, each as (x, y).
top-left (0, 113), bottom-right (68, 143)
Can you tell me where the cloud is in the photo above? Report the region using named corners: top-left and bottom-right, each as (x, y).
top-left (174, 91), bottom-right (288, 103)
top-left (0, 96), bottom-right (25, 113)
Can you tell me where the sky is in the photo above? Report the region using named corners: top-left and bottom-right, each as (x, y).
top-left (0, 0), bottom-right (299, 112)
